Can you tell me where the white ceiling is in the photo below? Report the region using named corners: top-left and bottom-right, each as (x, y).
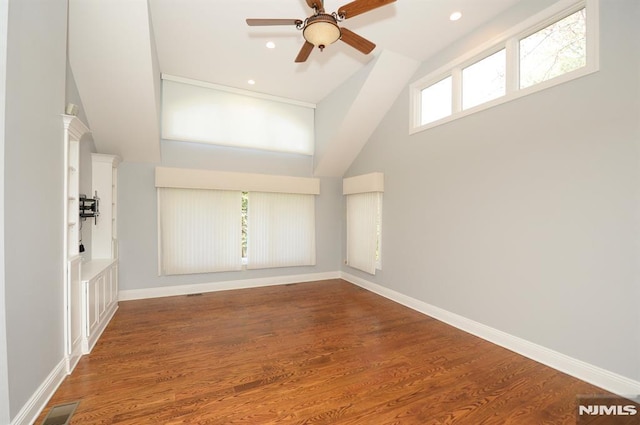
top-left (149, 0), bottom-right (523, 104)
top-left (68, 0), bottom-right (524, 169)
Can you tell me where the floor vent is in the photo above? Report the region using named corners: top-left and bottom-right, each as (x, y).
top-left (186, 293), bottom-right (203, 297)
top-left (41, 401), bottom-right (79, 425)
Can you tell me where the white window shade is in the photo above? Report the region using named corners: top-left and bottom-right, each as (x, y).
top-left (158, 188), bottom-right (242, 275)
top-left (346, 192), bottom-right (382, 275)
top-left (162, 76), bottom-right (315, 155)
top-left (344, 173), bottom-right (384, 274)
top-left (247, 192), bottom-right (316, 269)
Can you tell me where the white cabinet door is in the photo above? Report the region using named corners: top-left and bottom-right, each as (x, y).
top-left (81, 260), bottom-right (119, 354)
top-left (98, 273), bottom-right (106, 320)
top-left (88, 278), bottom-right (99, 337)
top-left (67, 256), bottom-right (82, 372)
top-left (104, 266), bottom-right (112, 307)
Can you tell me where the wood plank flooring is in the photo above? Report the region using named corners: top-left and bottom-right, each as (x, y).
top-left (37, 279), bottom-right (611, 424)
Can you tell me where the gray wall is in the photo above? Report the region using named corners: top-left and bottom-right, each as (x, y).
top-left (3, 0), bottom-right (69, 420)
top-left (118, 140), bottom-right (342, 292)
top-left (343, 0), bottom-right (640, 381)
top-left (0, 0), bottom-right (9, 422)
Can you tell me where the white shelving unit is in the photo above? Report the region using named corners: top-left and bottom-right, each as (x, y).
top-left (91, 154), bottom-right (121, 259)
top-left (80, 153), bottom-right (121, 355)
top-left (63, 116), bottom-right (122, 368)
top-left (62, 114), bottom-right (90, 374)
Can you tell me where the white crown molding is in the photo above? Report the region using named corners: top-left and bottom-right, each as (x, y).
top-left (62, 114), bottom-right (90, 141)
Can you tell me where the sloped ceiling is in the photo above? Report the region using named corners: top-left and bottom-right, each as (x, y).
top-left (67, 0), bottom-right (523, 172)
top-left (314, 50), bottom-right (418, 176)
top-left (68, 0), bottom-right (161, 163)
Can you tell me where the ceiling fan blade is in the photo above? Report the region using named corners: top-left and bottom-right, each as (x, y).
top-left (338, 0), bottom-right (396, 19)
top-left (295, 41), bottom-right (315, 63)
top-left (340, 27), bottom-right (376, 54)
top-left (246, 18), bottom-right (303, 26)
top-left (305, 0), bottom-right (324, 12)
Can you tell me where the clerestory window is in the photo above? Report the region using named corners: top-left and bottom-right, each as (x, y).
top-left (411, 0), bottom-right (598, 132)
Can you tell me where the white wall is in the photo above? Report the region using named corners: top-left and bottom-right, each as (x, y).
top-left (3, 0), bottom-right (68, 420)
top-left (117, 141), bottom-right (343, 294)
top-left (344, 0), bottom-right (640, 382)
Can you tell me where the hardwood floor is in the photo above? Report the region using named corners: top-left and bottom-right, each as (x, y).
top-left (37, 279), bottom-right (610, 424)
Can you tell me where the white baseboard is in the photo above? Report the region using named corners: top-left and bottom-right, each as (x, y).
top-left (10, 358), bottom-right (67, 425)
top-left (340, 271), bottom-right (640, 398)
top-left (118, 271), bottom-right (341, 301)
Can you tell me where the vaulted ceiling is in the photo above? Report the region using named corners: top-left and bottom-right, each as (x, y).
top-left (68, 0), bottom-right (522, 175)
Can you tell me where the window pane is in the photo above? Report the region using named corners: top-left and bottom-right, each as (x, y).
top-left (520, 8), bottom-right (586, 89)
top-left (420, 76), bottom-right (452, 125)
top-left (462, 49), bottom-right (506, 110)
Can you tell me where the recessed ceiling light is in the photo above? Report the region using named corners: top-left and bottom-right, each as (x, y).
top-left (449, 11), bottom-right (462, 21)
top-left (266, 41), bottom-right (276, 49)
top-left (248, 79), bottom-right (256, 85)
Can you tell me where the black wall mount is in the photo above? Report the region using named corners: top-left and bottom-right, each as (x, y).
top-left (79, 191), bottom-right (100, 224)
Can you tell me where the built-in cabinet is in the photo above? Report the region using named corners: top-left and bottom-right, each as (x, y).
top-left (81, 153), bottom-right (121, 354)
top-left (62, 115), bottom-right (121, 373)
top-left (81, 259), bottom-right (118, 353)
top-left (63, 114), bottom-right (89, 373)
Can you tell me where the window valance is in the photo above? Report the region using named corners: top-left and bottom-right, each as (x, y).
top-left (155, 167), bottom-right (320, 195)
top-left (343, 172), bottom-right (384, 195)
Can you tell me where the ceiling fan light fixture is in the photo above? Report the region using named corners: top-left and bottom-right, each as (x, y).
top-left (302, 14), bottom-right (341, 50)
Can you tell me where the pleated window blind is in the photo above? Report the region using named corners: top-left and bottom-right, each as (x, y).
top-left (247, 192), bottom-right (316, 269)
top-left (161, 76), bottom-right (315, 155)
top-left (158, 188), bottom-right (242, 275)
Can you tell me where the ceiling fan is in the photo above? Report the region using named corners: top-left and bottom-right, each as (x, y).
top-left (246, 0), bottom-right (396, 63)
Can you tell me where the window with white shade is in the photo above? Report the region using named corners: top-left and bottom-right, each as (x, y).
top-left (158, 188), bottom-right (242, 275)
top-left (346, 192), bottom-right (382, 274)
top-left (156, 167), bottom-right (319, 275)
top-left (247, 192), bottom-right (316, 269)
top-left (344, 173), bottom-right (384, 275)
top-left (161, 75), bottom-right (315, 155)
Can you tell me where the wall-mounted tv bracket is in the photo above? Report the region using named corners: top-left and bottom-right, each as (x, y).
top-left (79, 191), bottom-right (100, 225)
